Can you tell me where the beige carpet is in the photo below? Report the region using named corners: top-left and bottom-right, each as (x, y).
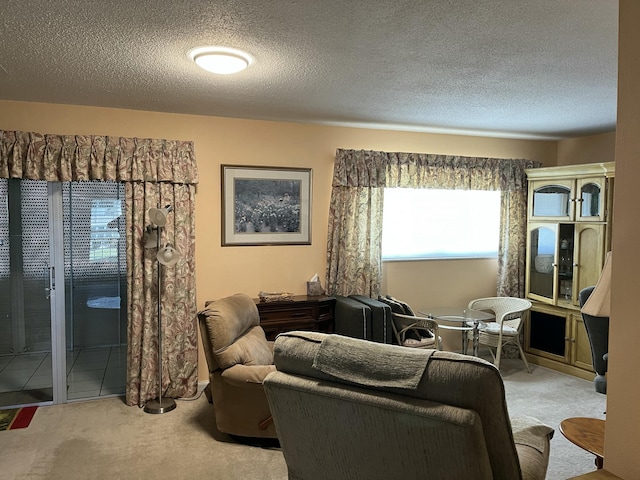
top-left (0, 392), bottom-right (286, 480)
top-left (0, 357), bottom-right (606, 480)
top-left (497, 356), bottom-right (607, 480)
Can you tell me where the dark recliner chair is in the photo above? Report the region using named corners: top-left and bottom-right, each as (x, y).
top-left (579, 286), bottom-right (609, 394)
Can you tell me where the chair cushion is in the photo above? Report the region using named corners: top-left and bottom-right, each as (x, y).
top-left (215, 326), bottom-right (274, 369)
top-left (403, 336), bottom-right (437, 348)
top-left (483, 323), bottom-right (518, 335)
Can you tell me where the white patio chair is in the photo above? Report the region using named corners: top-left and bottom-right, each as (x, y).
top-left (467, 297), bottom-right (532, 373)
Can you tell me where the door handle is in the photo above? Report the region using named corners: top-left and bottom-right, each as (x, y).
top-left (45, 266), bottom-right (55, 299)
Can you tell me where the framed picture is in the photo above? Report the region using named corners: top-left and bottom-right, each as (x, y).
top-left (222, 165), bottom-right (312, 246)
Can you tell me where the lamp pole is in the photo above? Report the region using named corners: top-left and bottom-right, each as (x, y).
top-left (144, 222), bottom-right (177, 414)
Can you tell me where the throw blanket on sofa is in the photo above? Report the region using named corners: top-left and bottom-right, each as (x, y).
top-left (313, 335), bottom-right (433, 389)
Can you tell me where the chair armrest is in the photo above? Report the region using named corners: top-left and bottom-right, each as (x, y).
top-left (511, 415), bottom-right (554, 453)
top-left (221, 364), bottom-right (276, 387)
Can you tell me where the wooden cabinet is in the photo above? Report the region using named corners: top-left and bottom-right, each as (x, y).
top-left (524, 162), bottom-right (613, 378)
top-left (255, 295), bottom-right (335, 341)
top-left (524, 303), bottom-right (594, 380)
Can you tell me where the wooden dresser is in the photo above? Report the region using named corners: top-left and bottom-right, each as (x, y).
top-left (254, 295), bottom-right (335, 340)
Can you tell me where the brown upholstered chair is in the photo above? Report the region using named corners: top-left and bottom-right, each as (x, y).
top-left (197, 293), bottom-right (277, 439)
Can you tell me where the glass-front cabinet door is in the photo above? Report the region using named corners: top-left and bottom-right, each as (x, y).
top-left (575, 178), bottom-right (606, 221)
top-left (556, 224), bottom-right (576, 309)
top-left (528, 179), bottom-right (573, 221)
top-left (526, 223), bottom-right (559, 305)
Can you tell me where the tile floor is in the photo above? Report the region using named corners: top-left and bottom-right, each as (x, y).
top-left (0, 345), bottom-right (126, 407)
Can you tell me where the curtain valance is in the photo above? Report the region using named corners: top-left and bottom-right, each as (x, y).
top-left (333, 149), bottom-right (539, 191)
top-left (0, 130), bottom-right (198, 184)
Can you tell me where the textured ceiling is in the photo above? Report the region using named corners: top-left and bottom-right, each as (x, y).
top-left (0, 0), bottom-right (618, 139)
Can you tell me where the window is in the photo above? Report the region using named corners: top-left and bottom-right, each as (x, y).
top-left (381, 189), bottom-right (501, 260)
top-left (89, 199), bottom-right (122, 262)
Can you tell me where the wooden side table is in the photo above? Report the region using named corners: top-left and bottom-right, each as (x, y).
top-left (560, 417), bottom-right (605, 470)
top-left (255, 295), bottom-right (335, 340)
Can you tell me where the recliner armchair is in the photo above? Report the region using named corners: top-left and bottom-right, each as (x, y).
top-left (197, 293), bottom-right (277, 439)
top-left (264, 331), bottom-right (554, 480)
top-left (579, 286), bottom-right (609, 394)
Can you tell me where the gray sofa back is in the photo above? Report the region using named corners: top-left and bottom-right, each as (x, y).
top-left (264, 331), bottom-right (537, 480)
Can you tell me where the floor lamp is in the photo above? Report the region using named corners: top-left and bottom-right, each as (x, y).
top-left (143, 205), bottom-right (181, 414)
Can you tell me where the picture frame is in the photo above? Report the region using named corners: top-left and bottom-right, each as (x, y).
top-left (222, 165), bottom-right (312, 246)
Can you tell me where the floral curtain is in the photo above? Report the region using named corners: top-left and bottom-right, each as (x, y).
top-left (0, 130), bottom-right (199, 407)
top-left (326, 149), bottom-right (540, 298)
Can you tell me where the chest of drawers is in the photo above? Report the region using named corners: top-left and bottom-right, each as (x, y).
top-left (254, 295), bottom-right (335, 341)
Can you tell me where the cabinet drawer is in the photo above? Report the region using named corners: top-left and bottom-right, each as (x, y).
top-left (258, 306), bottom-right (314, 323)
top-left (254, 295), bottom-right (336, 341)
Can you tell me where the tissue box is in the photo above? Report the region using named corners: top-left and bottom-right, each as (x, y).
top-left (307, 280), bottom-right (324, 296)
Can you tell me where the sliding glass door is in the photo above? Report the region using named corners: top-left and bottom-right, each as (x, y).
top-left (0, 179), bottom-right (126, 408)
top-left (62, 182), bottom-right (127, 400)
top-left (0, 179), bottom-right (56, 406)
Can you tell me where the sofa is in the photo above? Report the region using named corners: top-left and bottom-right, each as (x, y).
top-left (264, 331), bottom-right (554, 480)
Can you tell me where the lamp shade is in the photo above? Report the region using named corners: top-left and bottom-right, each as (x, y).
top-left (157, 243), bottom-right (181, 266)
top-left (148, 205), bottom-right (172, 227)
top-left (581, 251), bottom-right (611, 317)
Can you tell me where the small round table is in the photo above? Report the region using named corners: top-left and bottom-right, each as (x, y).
top-left (560, 417), bottom-right (605, 469)
top-left (417, 306), bottom-right (495, 356)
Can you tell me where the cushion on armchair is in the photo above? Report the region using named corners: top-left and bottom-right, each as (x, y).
top-left (201, 294), bottom-right (273, 368)
top-left (214, 327), bottom-right (273, 368)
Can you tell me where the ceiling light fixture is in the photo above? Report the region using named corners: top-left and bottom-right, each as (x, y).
top-left (190, 47), bottom-right (252, 75)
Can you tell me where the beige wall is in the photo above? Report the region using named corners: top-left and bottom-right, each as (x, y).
top-left (605, 0), bottom-right (640, 477)
top-left (557, 131), bottom-right (616, 166)
top-left (0, 100), bottom-right (558, 383)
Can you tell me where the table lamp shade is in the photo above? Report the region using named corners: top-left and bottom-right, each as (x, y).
top-left (581, 251), bottom-right (612, 317)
